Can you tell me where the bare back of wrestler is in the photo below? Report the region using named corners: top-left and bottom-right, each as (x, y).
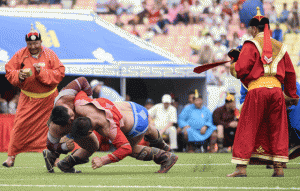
top-left (58, 91), bottom-right (178, 173)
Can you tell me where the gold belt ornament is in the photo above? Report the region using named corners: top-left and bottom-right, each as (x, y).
top-left (248, 76), bottom-right (281, 91)
top-left (21, 87), bottom-right (57, 98)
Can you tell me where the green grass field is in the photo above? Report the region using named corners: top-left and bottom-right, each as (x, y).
top-left (0, 152), bottom-right (300, 191)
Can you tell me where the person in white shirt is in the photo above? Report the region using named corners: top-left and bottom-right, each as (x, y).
top-left (148, 94), bottom-right (178, 151)
top-left (90, 79), bottom-right (124, 102)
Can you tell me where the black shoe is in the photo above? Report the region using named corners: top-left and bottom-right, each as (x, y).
top-left (57, 155), bottom-right (82, 173)
top-left (43, 149), bottom-right (58, 173)
top-left (2, 161), bottom-right (14, 168)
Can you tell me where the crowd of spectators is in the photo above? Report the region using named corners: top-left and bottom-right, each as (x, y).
top-left (0, 0), bottom-right (299, 153)
top-left (0, 0), bottom-right (73, 9)
top-left (145, 90), bottom-right (239, 153)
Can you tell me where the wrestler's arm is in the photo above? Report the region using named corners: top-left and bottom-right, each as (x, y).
top-left (46, 122), bottom-right (74, 154)
top-left (91, 114), bottom-right (132, 169)
top-left (61, 77), bottom-right (93, 97)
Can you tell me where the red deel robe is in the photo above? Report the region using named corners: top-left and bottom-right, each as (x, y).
top-left (5, 46), bottom-right (65, 156)
top-left (230, 37), bottom-right (298, 164)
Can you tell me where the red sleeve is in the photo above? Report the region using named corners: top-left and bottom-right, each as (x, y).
top-left (5, 51), bottom-right (24, 88)
top-left (74, 91), bottom-right (93, 103)
top-left (100, 127), bottom-right (132, 165)
top-left (283, 53), bottom-right (299, 98)
top-left (36, 50), bottom-right (65, 86)
top-left (235, 42), bottom-right (259, 79)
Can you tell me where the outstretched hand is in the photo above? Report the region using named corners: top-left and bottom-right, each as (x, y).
top-left (92, 156), bottom-right (104, 170)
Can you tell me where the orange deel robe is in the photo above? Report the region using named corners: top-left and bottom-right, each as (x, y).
top-left (5, 46), bottom-right (65, 156)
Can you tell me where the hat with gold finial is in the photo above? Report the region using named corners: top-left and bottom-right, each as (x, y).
top-left (225, 92), bottom-right (235, 103)
top-left (25, 23), bottom-right (41, 42)
top-left (249, 7), bottom-right (272, 65)
top-left (194, 89), bottom-right (202, 99)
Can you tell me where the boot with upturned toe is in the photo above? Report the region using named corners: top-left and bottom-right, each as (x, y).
top-left (2, 156), bottom-right (15, 168)
top-left (272, 162), bottom-right (284, 177)
top-left (227, 164), bottom-right (247, 177)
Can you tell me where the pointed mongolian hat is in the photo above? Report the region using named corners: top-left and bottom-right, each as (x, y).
top-left (25, 23), bottom-right (41, 41)
top-left (194, 89), bottom-right (202, 99)
top-left (249, 7), bottom-right (272, 65)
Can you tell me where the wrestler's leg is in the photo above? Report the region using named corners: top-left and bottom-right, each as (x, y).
top-left (57, 132), bottom-right (99, 173)
top-left (43, 131), bottom-right (70, 173)
top-left (129, 134), bottom-right (178, 173)
top-left (144, 122), bottom-right (170, 151)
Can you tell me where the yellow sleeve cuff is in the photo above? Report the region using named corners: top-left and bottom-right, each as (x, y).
top-left (230, 62), bottom-right (238, 78)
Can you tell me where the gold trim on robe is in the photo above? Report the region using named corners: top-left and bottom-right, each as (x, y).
top-left (230, 62), bottom-right (238, 78)
top-left (246, 32), bottom-right (286, 76)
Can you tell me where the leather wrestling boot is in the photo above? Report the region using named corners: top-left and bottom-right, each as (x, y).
top-left (227, 164), bottom-right (247, 177)
top-left (266, 163), bottom-right (287, 169)
top-left (57, 155), bottom-right (82, 173)
top-left (2, 156), bottom-right (15, 168)
top-left (145, 130), bottom-right (170, 152)
top-left (272, 162), bottom-right (284, 177)
top-left (156, 152), bottom-right (178, 173)
top-left (43, 149), bottom-right (60, 173)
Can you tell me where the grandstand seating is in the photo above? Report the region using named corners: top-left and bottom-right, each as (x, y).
top-left (7, 0), bottom-right (299, 67)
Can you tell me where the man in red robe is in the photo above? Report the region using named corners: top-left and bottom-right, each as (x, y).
top-left (3, 24), bottom-right (65, 167)
top-left (227, 7), bottom-right (299, 177)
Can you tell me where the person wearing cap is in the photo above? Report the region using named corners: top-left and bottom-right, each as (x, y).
top-left (148, 94), bottom-right (178, 151)
top-left (90, 79), bottom-right (124, 102)
top-left (212, 93), bottom-right (240, 153)
top-left (144, 98), bottom-right (155, 110)
top-left (227, 7), bottom-right (299, 177)
top-left (178, 90), bottom-right (216, 153)
top-left (3, 24), bottom-right (65, 167)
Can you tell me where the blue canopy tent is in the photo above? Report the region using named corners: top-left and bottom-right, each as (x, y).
top-left (0, 8), bottom-right (206, 102)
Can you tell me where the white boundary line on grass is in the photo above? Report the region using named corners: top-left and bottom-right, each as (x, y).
top-left (0, 184), bottom-right (300, 190)
top-left (0, 162), bottom-right (299, 169)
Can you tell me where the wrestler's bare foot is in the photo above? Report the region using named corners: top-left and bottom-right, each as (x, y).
top-left (2, 156), bottom-right (15, 168)
top-left (156, 153), bottom-right (178, 173)
top-left (227, 165), bottom-right (247, 177)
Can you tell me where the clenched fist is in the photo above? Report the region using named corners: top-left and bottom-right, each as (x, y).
top-left (65, 139), bottom-right (75, 151)
top-left (92, 156), bottom-right (104, 170)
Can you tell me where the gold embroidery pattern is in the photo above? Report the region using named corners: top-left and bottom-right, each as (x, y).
top-left (256, 146), bottom-right (265, 154)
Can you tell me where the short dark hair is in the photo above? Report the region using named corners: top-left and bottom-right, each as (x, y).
top-left (188, 91), bottom-right (195, 96)
top-left (71, 117), bottom-right (92, 140)
top-left (50, 106), bottom-right (70, 126)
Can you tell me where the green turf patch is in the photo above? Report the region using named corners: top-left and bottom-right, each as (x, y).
top-left (0, 152), bottom-right (299, 191)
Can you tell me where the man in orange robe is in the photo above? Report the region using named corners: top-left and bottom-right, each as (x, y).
top-left (227, 8), bottom-right (299, 177)
top-left (2, 24), bottom-right (65, 167)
